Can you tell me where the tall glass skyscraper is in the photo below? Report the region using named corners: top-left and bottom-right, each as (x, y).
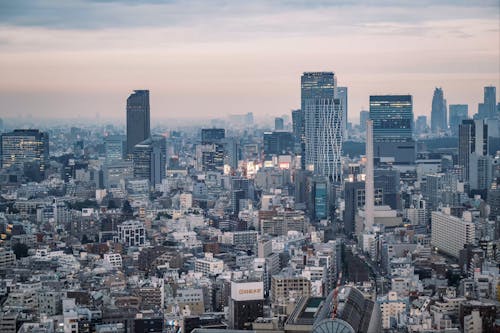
top-left (369, 95), bottom-right (415, 165)
top-left (301, 72), bottom-right (343, 182)
top-left (126, 90), bottom-right (151, 156)
top-left (431, 87), bottom-right (447, 133)
top-left (477, 86), bottom-right (497, 119)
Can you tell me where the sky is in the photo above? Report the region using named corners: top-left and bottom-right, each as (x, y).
top-left (0, 0), bottom-right (498, 124)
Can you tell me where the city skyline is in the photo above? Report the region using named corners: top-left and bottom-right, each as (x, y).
top-left (0, 1), bottom-right (499, 121)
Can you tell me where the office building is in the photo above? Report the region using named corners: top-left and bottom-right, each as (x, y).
top-left (126, 90), bottom-right (150, 155)
top-left (229, 281), bottom-right (264, 330)
top-left (0, 129), bottom-right (49, 180)
top-left (194, 252), bottom-right (224, 276)
top-left (431, 209), bottom-right (475, 258)
top-left (431, 87), bottom-right (447, 133)
top-left (271, 275), bottom-right (311, 305)
top-left (263, 131), bottom-right (294, 156)
top-left (374, 168), bottom-right (400, 210)
top-left (449, 104), bottom-right (468, 136)
top-left (302, 72), bottom-right (343, 181)
top-left (458, 119), bottom-right (488, 183)
top-left (369, 95), bottom-right (415, 165)
top-left (477, 86), bottom-right (497, 120)
top-left (132, 135), bottom-right (166, 186)
top-left (274, 117), bottom-right (284, 130)
top-left (201, 128), bottom-right (225, 145)
top-left (104, 135), bottom-right (126, 162)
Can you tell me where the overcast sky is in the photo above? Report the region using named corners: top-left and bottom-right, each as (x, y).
top-left (0, 0), bottom-right (498, 123)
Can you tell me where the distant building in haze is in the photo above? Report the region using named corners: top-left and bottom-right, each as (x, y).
top-left (338, 86), bottom-right (348, 138)
top-left (105, 135), bottom-right (126, 162)
top-left (126, 90), bottom-right (150, 156)
top-left (274, 117), bottom-right (284, 131)
top-left (449, 104), bottom-right (468, 136)
top-left (415, 115), bottom-right (428, 135)
top-left (476, 86), bottom-right (498, 120)
top-left (263, 131), bottom-right (294, 156)
top-left (1, 129), bottom-right (49, 180)
top-left (359, 110), bottom-right (369, 131)
top-left (302, 72), bottom-right (343, 182)
top-left (132, 135), bottom-right (166, 186)
top-left (431, 87), bottom-right (447, 133)
top-left (369, 95), bottom-right (415, 165)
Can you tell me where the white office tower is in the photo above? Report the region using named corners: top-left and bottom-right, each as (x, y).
top-left (302, 72), bottom-right (343, 182)
top-left (364, 120), bottom-right (375, 231)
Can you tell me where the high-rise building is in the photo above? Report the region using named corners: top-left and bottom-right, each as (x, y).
top-left (274, 117), bottom-right (284, 131)
top-left (369, 95), bottom-right (415, 165)
top-left (431, 87), bottom-right (447, 133)
top-left (337, 87), bottom-right (348, 138)
top-left (415, 115), bottom-right (428, 135)
top-left (449, 104), bottom-right (468, 136)
top-left (104, 135), bottom-right (126, 162)
top-left (228, 281), bottom-right (264, 330)
top-left (477, 86), bottom-right (497, 120)
top-left (126, 90), bottom-right (150, 155)
top-left (458, 119), bottom-right (488, 183)
top-left (359, 110), bottom-right (369, 131)
top-left (132, 135), bottom-right (166, 186)
top-left (0, 129), bottom-right (49, 179)
top-left (201, 128), bottom-right (225, 145)
top-left (302, 72), bottom-right (343, 181)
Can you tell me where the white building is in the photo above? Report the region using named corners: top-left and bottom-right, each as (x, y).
top-left (116, 220), bottom-right (146, 247)
top-left (379, 292), bottom-right (407, 329)
top-left (103, 253), bottom-right (122, 268)
top-left (194, 252), bottom-right (224, 276)
top-left (431, 209), bottom-right (475, 258)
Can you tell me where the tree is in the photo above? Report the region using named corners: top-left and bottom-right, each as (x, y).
top-left (12, 243), bottom-right (29, 258)
top-left (122, 200), bottom-right (133, 217)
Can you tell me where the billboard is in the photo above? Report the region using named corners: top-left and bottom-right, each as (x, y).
top-left (231, 281), bottom-right (264, 301)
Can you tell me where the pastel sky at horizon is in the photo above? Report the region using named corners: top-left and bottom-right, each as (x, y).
top-left (0, 0), bottom-right (498, 123)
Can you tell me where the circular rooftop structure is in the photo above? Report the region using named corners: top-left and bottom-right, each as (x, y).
top-left (312, 319), bottom-right (355, 333)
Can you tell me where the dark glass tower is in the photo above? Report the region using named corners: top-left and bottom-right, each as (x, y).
top-left (126, 90), bottom-right (150, 156)
top-left (369, 95), bottom-right (415, 165)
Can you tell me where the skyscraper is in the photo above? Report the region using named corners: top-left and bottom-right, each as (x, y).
top-left (369, 95), bottom-right (415, 165)
top-left (431, 87), bottom-right (447, 133)
top-left (458, 119), bottom-right (488, 183)
top-left (449, 104), bottom-right (468, 136)
top-left (364, 120), bottom-right (375, 231)
top-left (415, 115), bottom-right (428, 135)
top-left (301, 72), bottom-right (343, 181)
top-left (132, 135), bottom-right (166, 186)
top-left (126, 90), bottom-right (151, 155)
top-left (477, 86), bottom-right (497, 120)
top-left (201, 128), bottom-right (225, 145)
top-left (0, 129), bottom-right (49, 179)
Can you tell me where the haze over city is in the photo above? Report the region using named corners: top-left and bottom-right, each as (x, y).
top-left (0, 0), bottom-right (499, 122)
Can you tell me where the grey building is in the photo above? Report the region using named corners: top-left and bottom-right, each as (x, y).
top-left (105, 135), bottom-right (126, 162)
top-left (449, 104), bottom-right (468, 137)
top-left (126, 90), bottom-right (150, 155)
